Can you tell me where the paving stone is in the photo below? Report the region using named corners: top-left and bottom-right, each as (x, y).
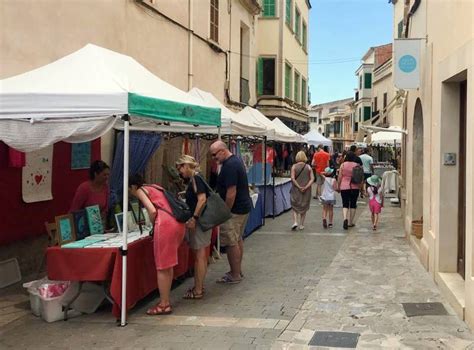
top-left (308, 331), bottom-right (360, 348)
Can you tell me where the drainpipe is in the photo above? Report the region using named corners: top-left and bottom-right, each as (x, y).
top-left (188, 0), bottom-right (193, 90)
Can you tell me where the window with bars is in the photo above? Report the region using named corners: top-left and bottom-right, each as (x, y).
top-left (295, 7), bottom-right (301, 42)
top-left (301, 78), bottom-right (307, 106)
top-left (263, 0), bottom-right (275, 17)
top-left (210, 0), bottom-right (219, 42)
top-left (285, 63), bottom-right (292, 99)
top-left (302, 21), bottom-right (307, 51)
top-left (285, 0), bottom-right (292, 26)
top-left (294, 71), bottom-right (300, 104)
top-left (257, 57), bottom-right (276, 95)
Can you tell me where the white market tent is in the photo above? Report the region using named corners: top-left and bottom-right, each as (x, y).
top-left (303, 129), bottom-right (332, 147)
top-left (128, 87), bottom-right (267, 136)
top-left (270, 117), bottom-right (306, 143)
top-left (0, 44), bottom-right (221, 326)
top-left (370, 126), bottom-right (403, 146)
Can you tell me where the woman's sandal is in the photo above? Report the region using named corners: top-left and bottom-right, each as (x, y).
top-left (183, 288), bottom-right (204, 299)
top-left (146, 303), bottom-right (172, 316)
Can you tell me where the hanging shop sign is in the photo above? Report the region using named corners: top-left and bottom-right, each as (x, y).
top-left (394, 38), bottom-right (422, 89)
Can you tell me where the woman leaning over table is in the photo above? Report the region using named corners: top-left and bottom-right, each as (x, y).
top-left (176, 155), bottom-right (211, 300)
top-left (128, 174), bottom-right (185, 316)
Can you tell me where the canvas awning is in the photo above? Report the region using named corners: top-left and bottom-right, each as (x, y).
top-left (303, 129), bottom-right (332, 147)
top-left (270, 118), bottom-right (306, 143)
top-left (126, 87), bottom-right (267, 137)
top-left (0, 44), bottom-right (221, 152)
top-left (369, 126), bottom-right (404, 146)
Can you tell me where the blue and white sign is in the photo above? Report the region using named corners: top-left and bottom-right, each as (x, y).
top-left (394, 39), bottom-right (422, 89)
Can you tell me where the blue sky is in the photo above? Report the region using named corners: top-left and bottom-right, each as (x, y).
top-left (308, 0), bottom-right (393, 105)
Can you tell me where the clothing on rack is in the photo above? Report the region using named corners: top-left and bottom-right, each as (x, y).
top-left (381, 170), bottom-right (399, 197)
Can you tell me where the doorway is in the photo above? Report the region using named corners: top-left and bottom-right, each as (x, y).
top-left (457, 80), bottom-right (467, 278)
top-left (412, 99), bottom-right (424, 222)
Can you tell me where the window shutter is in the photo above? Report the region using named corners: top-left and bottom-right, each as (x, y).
top-left (257, 58), bottom-right (264, 96)
top-left (363, 106), bottom-right (371, 121)
top-left (364, 73), bottom-right (372, 89)
top-left (285, 0), bottom-right (291, 25)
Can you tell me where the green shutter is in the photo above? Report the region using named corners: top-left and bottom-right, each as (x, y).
top-left (398, 20), bottom-right (403, 38)
top-left (363, 106), bottom-right (371, 121)
top-left (263, 0), bottom-right (275, 17)
top-left (301, 79), bottom-right (306, 106)
top-left (364, 73), bottom-right (372, 89)
top-left (257, 58), bottom-right (264, 96)
top-left (294, 72), bottom-right (300, 104)
top-left (295, 9), bottom-right (300, 40)
top-left (285, 64), bottom-right (291, 99)
top-left (285, 0), bottom-right (291, 25)
top-left (302, 22), bottom-right (307, 50)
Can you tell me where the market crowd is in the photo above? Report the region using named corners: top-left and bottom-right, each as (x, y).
top-left (70, 141), bottom-right (385, 316)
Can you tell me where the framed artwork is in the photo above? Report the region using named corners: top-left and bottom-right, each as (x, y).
top-left (72, 210), bottom-right (90, 240)
top-left (55, 214), bottom-right (76, 245)
top-left (115, 212), bottom-right (124, 233)
top-left (71, 142), bottom-right (91, 170)
top-left (44, 222), bottom-right (58, 246)
top-left (130, 200), bottom-right (143, 225)
top-left (115, 211), bottom-right (138, 233)
top-left (85, 205), bottom-right (104, 235)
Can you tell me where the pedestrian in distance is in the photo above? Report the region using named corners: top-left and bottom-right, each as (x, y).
top-left (311, 144), bottom-right (330, 199)
top-left (290, 151), bottom-right (314, 230)
top-left (367, 175), bottom-right (383, 231)
top-left (175, 155), bottom-right (211, 300)
top-left (359, 148), bottom-right (374, 196)
top-left (337, 151), bottom-right (361, 230)
top-left (209, 140), bottom-right (252, 284)
top-left (320, 167), bottom-right (338, 229)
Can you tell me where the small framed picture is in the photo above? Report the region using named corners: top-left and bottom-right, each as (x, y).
top-left (55, 214), bottom-right (76, 245)
top-left (72, 209), bottom-right (90, 240)
top-left (115, 212), bottom-right (124, 233)
top-left (85, 205), bottom-right (104, 235)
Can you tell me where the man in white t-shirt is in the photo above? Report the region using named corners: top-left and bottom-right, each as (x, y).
top-left (359, 148), bottom-right (374, 196)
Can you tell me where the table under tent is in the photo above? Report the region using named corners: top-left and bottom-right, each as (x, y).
top-left (0, 44), bottom-right (222, 326)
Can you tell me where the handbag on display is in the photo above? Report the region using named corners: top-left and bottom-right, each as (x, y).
top-left (192, 175), bottom-right (232, 232)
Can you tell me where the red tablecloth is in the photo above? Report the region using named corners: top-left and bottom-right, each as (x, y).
top-left (47, 236), bottom-right (189, 318)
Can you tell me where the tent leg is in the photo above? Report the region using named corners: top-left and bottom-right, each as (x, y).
top-left (262, 137), bottom-right (267, 226)
top-left (120, 114), bottom-right (130, 327)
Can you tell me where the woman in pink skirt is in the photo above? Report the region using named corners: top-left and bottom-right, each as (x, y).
top-left (129, 174), bottom-right (185, 315)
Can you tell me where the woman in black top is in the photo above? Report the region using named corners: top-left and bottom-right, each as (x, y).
top-left (176, 155), bottom-right (210, 300)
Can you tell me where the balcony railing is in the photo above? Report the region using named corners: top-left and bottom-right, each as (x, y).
top-left (240, 77), bottom-right (250, 104)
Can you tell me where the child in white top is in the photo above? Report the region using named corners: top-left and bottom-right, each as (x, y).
top-left (321, 167), bottom-right (338, 228)
top-left (367, 175), bottom-right (383, 231)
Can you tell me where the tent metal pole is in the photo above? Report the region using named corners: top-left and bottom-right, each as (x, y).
top-left (120, 114), bottom-right (130, 327)
top-left (262, 136), bottom-right (267, 226)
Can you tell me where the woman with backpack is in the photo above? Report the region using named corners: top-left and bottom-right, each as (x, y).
top-left (129, 174), bottom-right (186, 316)
top-left (337, 151), bottom-right (362, 230)
top-left (175, 155), bottom-right (211, 300)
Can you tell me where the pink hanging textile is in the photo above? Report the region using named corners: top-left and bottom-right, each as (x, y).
top-left (8, 147), bottom-right (26, 168)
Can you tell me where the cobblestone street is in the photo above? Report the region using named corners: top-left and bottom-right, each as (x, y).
top-left (1, 198), bottom-right (473, 349)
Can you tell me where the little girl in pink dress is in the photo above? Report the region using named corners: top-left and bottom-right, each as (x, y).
top-left (367, 175), bottom-right (383, 231)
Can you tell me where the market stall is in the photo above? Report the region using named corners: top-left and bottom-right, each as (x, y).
top-left (0, 44), bottom-right (221, 326)
top-left (303, 129), bottom-right (332, 147)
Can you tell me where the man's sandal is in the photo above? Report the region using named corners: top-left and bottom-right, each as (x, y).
top-left (216, 274), bottom-right (241, 284)
top-left (183, 288), bottom-right (204, 299)
top-left (146, 303), bottom-right (172, 316)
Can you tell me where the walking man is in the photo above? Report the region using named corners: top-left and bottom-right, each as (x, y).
top-left (359, 148), bottom-right (374, 196)
top-left (311, 144), bottom-right (330, 198)
top-left (210, 140), bottom-right (252, 284)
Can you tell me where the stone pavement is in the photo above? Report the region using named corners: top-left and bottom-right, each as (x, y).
top-left (1, 196), bottom-right (474, 349)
